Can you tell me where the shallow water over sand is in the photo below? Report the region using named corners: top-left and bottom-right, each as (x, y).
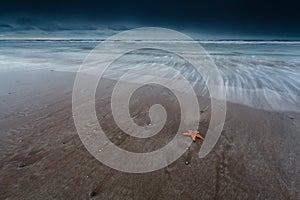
top-left (0, 40), bottom-right (299, 112)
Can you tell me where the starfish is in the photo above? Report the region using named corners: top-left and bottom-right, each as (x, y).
top-left (183, 130), bottom-right (204, 141)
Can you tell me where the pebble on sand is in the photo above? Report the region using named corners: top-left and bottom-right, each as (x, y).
top-left (18, 162), bottom-right (26, 168)
top-left (89, 191), bottom-right (97, 198)
top-left (185, 161), bottom-right (189, 165)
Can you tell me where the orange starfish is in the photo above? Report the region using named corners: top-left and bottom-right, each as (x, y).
top-left (183, 130), bottom-right (204, 141)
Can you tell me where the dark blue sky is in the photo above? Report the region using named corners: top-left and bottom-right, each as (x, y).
top-left (0, 0), bottom-right (300, 38)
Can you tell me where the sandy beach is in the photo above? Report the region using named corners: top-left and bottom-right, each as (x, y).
top-left (0, 69), bottom-right (299, 199)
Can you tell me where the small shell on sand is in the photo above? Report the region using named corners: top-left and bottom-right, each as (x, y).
top-left (18, 162), bottom-right (26, 168)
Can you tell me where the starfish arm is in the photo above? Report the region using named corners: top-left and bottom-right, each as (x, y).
top-left (196, 133), bottom-right (204, 140)
top-left (192, 134), bottom-right (196, 141)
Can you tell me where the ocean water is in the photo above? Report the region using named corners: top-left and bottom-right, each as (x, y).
top-left (0, 40), bottom-right (299, 112)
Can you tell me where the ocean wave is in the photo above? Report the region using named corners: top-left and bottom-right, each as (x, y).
top-left (0, 41), bottom-right (299, 112)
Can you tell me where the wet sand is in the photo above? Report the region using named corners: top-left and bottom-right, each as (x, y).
top-left (0, 70), bottom-right (299, 199)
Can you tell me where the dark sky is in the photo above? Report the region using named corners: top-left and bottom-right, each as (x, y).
top-left (0, 0), bottom-right (300, 37)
